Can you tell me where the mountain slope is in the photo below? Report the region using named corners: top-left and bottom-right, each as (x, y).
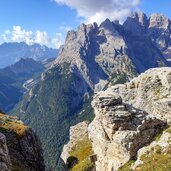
top-left (12, 63), bottom-right (94, 170)
top-left (0, 58), bottom-right (45, 112)
top-left (0, 42), bottom-right (58, 68)
top-left (12, 12), bottom-right (171, 170)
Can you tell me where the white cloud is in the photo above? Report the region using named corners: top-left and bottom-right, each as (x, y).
top-left (35, 31), bottom-right (49, 45)
top-left (0, 26), bottom-right (65, 49)
top-left (12, 26), bottom-right (33, 45)
top-left (54, 0), bottom-right (140, 23)
top-left (51, 33), bottom-right (64, 49)
top-left (1, 34), bottom-right (8, 42)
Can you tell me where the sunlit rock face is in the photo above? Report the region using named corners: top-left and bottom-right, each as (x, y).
top-left (88, 91), bottom-right (165, 171)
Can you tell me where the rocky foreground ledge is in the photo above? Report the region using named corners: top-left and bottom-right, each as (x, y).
top-left (61, 67), bottom-right (171, 171)
top-left (0, 113), bottom-right (45, 171)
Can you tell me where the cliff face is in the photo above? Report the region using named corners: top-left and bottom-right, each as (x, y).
top-left (0, 113), bottom-right (45, 171)
top-left (55, 14), bottom-right (168, 90)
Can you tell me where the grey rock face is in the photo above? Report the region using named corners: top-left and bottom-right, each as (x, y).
top-left (0, 133), bottom-right (11, 171)
top-left (110, 67), bottom-right (171, 123)
top-left (88, 91), bottom-right (166, 171)
top-left (149, 13), bottom-right (170, 51)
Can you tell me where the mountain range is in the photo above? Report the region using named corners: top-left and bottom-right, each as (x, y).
top-left (10, 11), bottom-right (171, 170)
top-left (0, 42), bottom-right (58, 68)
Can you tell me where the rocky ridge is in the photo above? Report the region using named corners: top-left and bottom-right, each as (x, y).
top-left (124, 12), bottom-right (171, 60)
top-left (0, 42), bottom-right (58, 68)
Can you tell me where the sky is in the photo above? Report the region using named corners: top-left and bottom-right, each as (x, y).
top-left (0, 0), bottom-right (170, 49)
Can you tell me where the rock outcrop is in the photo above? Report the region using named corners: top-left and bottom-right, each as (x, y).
top-left (132, 127), bottom-right (171, 170)
top-left (88, 91), bottom-right (166, 171)
top-left (0, 113), bottom-right (45, 171)
top-left (61, 121), bottom-right (90, 163)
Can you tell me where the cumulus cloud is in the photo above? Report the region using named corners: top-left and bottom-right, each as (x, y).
top-left (12, 26), bottom-right (33, 45)
top-left (35, 31), bottom-right (49, 45)
top-left (51, 33), bottom-right (64, 49)
top-left (0, 26), bottom-right (65, 48)
top-left (54, 0), bottom-right (140, 23)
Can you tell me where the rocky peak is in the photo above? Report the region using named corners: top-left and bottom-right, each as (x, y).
top-left (148, 13), bottom-right (171, 51)
top-left (65, 30), bottom-right (77, 43)
top-left (123, 11), bottom-right (148, 34)
top-left (149, 13), bottom-right (170, 30)
top-left (100, 19), bottom-right (114, 30)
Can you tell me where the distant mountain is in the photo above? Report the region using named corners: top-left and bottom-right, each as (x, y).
top-left (0, 58), bottom-right (45, 112)
top-left (12, 12), bottom-right (171, 170)
top-left (0, 42), bottom-right (58, 68)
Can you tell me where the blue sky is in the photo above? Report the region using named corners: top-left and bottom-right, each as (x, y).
top-left (0, 0), bottom-right (170, 48)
